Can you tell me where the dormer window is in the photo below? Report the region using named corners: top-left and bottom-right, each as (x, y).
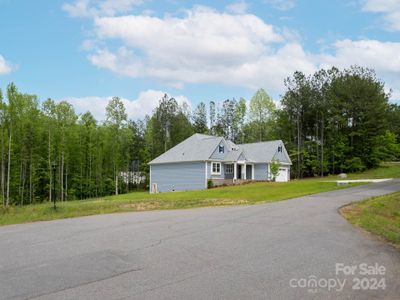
top-left (278, 146), bottom-right (282, 153)
top-left (219, 145), bottom-right (224, 153)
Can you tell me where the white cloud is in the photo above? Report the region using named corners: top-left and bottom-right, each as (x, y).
top-left (64, 3), bottom-right (400, 102)
top-left (87, 6), bottom-right (319, 93)
top-left (319, 39), bottom-right (400, 73)
top-left (63, 0), bottom-right (143, 17)
top-left (226, 1), bottom-right (249, 14)
top-left (264, 0), bottom-right (296, 11)
top-left (0, 55), bottom-right (12, 75)
top-left (63, 89), bottom-right (191, 121)
top-left (318, 39), bottom-right (400, 101)
top-left (362, 0), bottom-right (400, 31)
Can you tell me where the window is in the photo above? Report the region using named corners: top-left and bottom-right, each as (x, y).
top-left (219, 145), bottom-right (224, 153)
top-left (225, 164), bottom-right (233, 174)
top-left (211, 162), bottom-right (221, 175)
top-left (278, 146), bottom-right (282, 153)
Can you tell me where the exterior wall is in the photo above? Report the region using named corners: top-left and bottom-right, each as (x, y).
top-left (207, 161), bottom-right (225, 179)
top-left (254, 163), bottom-right (269, 180)
top-left (150, 162), bottom-right (205, 192)
top-left (273, 149), bottom-right (290, 163)
top-left (209, 140), bottom-right (227, 160)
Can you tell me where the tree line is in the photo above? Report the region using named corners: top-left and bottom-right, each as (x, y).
top-left (0, 65), bottom-right (399, 206)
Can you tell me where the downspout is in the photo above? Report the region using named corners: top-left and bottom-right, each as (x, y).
top-left (205, 161), bottom-right (208, 189)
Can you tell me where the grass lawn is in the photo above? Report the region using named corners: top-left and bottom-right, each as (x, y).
top-left (0, 162), bottom-right (398, 226)
top-left (0, 179), bottom-right (361, 226)
top-left (336, 162), bottom-right (400, 179)
top-left (340, 192), bottom-right (400, 249)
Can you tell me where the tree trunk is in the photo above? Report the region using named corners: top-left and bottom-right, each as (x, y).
top-left (296, 113), bottom-right (300, 179)
top-left (29, 155), bottom-right (33, 204)
top-left (126, 162), bottom-right (129, 194)
top-left (1, 126), bottom-right (5, 206)
top-left (65, 163), bottom-right (68, 201)
top-left (48, 130), bottom-right (51, 202)
top-left (316, 113), bottom-right (319, 176)
top-left (320, 114), bottom-right (324, 177)
top-left (115, 168), bottom-right (118, 195)
top-left (61, 152), bottom-right (64, 202)
top-left (6, 127), bottom-right (11, 207)
top-left (80, 160), bottom-right (83, 200)
top-left (20, 160), bottom-right (26, 206)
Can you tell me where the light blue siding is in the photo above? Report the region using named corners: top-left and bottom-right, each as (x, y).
top-left (151, 162), bottom-right (205, 192)
top-left (207, 161), bottom-right (225, 179)
top-left (254, 163), bottom-right (268, 180)
top-left (210, 140), bottom-right (227, 160)
top-left (272, 149), bottom-right (290, 163)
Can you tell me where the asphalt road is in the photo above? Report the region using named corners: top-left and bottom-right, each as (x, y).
top-left (1, 180), bottom-right (400, 300)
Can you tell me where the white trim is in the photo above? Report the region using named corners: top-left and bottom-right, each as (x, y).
top-left (243, 163), bottom-right (247, 180)
top-left (251, 163), bottom-right (255, 180)
top-left (211, 162), bottom-right (221, 175)
top-left (205, 161), bottom-right (208, 188)
top-left (233, 162), bottom-right (237, 180)
top-left (149, 165), bottom-right (152, 193)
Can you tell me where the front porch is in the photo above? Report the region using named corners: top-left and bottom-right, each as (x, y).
top-left (211, 162), bottom-right (255, 187)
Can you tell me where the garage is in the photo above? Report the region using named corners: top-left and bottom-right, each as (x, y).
top-left (275, 167), bottom-right (290, 182)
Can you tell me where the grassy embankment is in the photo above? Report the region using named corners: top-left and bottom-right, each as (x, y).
top-left (0, 163), bottom-right (399, 226)
top-left (341, 191), bottom-right (400, 249)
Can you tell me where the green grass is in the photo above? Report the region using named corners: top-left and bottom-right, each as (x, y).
top-left (335, 162), bottom-right (400, 179)
top-left (0, 179), bottom-right (361, 226)
top-left (0, 162), bottom-right (398, 226)
top-left (340, 192), bottom-right (400, 248)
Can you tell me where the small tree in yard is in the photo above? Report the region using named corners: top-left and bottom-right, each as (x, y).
top-left (270, 160), bottom-right (280, 181)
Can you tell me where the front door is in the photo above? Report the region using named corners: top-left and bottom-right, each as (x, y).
top-left (237, 164), bottom-right (242, 179)
top-left (246, 165), bottom-right (252, 180)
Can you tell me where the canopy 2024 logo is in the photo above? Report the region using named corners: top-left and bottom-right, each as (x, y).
top-left (289, 263), bottom-right (386, 293)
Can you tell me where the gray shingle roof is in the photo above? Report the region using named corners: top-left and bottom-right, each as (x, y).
top-left (148, 134), bottom-right (222, 164)
top-left (149, 134), bottom-right (292, 165)
top-left (238, 141), bottom-right (285, 163)
top-left (223, 149), bottom-right (243, 162)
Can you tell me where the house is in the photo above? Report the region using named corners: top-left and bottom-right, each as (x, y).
top-left (148, 133), bottom-right (292, 193)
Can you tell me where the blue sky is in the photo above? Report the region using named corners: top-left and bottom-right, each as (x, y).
top-left (0, 0), bottom-right (399, 120)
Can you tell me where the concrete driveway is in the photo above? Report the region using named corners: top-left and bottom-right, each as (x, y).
top-left (1, 180), bottom-right (400, 300)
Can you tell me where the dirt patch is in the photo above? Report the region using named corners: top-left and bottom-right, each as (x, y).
top-left (119, 202), bottom-right (161, 211)
top-left (212, 199), bottom-right (250, 206)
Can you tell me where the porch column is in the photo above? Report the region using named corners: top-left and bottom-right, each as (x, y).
top-left (233, 162), bottom-right (237, 180)
top-left (243, 163), bottom-right (247, 180)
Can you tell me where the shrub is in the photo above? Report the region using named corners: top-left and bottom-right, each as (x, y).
top-left (207, 179), bottom-right (214, 189)
top-left (270, 159), bottom-right (280, 181)
top-left (344, 157), bottom-right (365, 173)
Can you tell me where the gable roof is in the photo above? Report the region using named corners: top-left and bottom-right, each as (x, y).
top-left (148, 134), bottom-right (222, 165)
top-left (238, 140), bottom-right (291, 163)
top-left (148, 134), bottom-right (292, 165)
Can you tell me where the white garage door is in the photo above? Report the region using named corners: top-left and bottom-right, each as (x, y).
top-left (276, 167), bottom-right (289, 182)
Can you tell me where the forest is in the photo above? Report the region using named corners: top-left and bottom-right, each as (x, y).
top-left (0, 65), bottom-right (399, 206)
